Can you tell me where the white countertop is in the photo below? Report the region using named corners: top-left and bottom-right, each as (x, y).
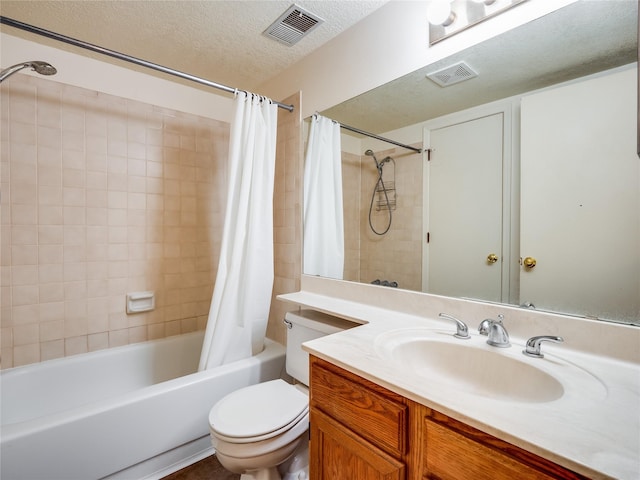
top-left (279, 290), bottom-right (640, 480)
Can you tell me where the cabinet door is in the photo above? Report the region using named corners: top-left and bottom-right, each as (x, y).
top-left (310, 409), bottom-right (405, 480)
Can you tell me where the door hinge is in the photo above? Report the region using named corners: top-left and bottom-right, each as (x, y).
top-left (426, 232), bottom-right (430, 243)
top-left (427, 148), bottom-right (432, 161)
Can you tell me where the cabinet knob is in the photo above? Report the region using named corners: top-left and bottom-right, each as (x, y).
top-left (523, 256), bottom-right (537, 269)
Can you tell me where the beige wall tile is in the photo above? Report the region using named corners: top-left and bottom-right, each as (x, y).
top-left (2, 77), bottom-right (300, 369)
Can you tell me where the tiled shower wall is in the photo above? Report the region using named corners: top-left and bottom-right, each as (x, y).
top-left (0, 75), bottom-right (229, 368)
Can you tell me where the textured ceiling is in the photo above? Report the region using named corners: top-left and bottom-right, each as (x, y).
top-left (323, 0), bottom-right (638, 134)
top-left (0, 0), bottom-right (388, 91)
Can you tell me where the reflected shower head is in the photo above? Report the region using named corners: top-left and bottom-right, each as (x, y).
top-left (364, 149), bottom-right (380, 169)
top-left (0, 61), bottom-right (57, 83)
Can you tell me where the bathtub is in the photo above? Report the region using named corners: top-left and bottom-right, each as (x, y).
top-left (0, 331), bottom-right (286, 480)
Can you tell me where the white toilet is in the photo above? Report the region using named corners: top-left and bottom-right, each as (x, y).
top-left (208, 310), bottom-right (355, 480)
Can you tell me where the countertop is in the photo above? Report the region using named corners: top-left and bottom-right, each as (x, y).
top-left (279, 290), bottom-right (640, 480)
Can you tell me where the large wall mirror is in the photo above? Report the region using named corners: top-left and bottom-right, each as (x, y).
top-left (307, 1), bottom-right (639, 326)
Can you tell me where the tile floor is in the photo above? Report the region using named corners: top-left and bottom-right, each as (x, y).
top-left (161, 455), bottom-right (239, 480)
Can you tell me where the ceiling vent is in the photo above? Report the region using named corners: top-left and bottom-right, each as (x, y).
top-left (264, 4), bottom-right (324, 46)
top-left (426, 61), bottom-right (478, 87)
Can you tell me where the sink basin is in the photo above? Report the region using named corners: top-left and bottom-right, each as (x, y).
top-left (374, 328), bottom-right (606, 404)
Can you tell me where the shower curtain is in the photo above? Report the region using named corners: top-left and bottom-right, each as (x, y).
top-left (303, 114), bottom-right (344, 279)
top-left (199, 92), bottom-right (278, 370)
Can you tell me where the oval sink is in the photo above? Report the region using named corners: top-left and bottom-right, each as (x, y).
top-left (374, 328), bottom-right (606, 404)
top-left (392, 338), bottom-right (564, 402)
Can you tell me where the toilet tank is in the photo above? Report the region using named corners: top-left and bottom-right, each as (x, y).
top-left (285, 310), bottom-right (357, 386)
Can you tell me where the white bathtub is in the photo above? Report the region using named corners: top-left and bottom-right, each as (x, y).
top-left (0, 331), bottom-right (286, 480)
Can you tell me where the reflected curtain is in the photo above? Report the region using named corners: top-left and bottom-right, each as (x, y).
top-left (199, 92), bottom-right (278, 370)
top-left (303, 114), bottom-right (344, 278)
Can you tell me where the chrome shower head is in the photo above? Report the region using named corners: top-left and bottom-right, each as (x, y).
top-left (364, 149), bottom-right (380, 169)
top-left (31, 61), bottom-right (57, 76)
top-left (0, 61), bottom-right (57, 83)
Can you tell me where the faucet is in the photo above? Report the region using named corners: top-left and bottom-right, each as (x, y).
top-left (523, 335), bottom-right (564, 358)
top-left (438, 313), bottom-right (470, 339)
top-left (478, 314), bottom-right (510, 348)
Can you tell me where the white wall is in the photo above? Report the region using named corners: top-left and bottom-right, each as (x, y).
top-left (0, 33), bottom-right (234, 122)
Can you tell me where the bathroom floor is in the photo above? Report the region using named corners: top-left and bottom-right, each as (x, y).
top-left (162, 455), bottom-right (239, 480)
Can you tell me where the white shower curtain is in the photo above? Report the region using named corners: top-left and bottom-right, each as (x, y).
top-left (199, 92), bottom-right (278, 370)
top-left (303, 114), bottom-right (344, 279)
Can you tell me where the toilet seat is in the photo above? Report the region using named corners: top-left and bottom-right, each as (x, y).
top-left (209, 379), bottom-right (308, 444)
top-left (212, 411), bottom-right (309, 460)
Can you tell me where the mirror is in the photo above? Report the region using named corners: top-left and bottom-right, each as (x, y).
top-left (311, 1), bottom-right (639, 325)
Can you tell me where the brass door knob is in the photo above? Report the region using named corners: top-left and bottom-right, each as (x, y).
top-left (487, 253), bottom-right (498, 264)
top-left (523, 256), bottom-right (537, 269)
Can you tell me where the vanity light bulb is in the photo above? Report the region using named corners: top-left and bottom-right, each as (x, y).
top-left (427, 1), bottom-right (456, 27)
top-left (470, 0), bottom-right (497, 4)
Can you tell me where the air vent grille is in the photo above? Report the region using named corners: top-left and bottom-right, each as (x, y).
top-left (264, 4), bottom-right (324, 46)
top-left (426, 61), bottom-right (478, 87)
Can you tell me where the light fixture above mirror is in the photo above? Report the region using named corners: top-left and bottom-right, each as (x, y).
top-left (428, 0), bottom-right (527, 45)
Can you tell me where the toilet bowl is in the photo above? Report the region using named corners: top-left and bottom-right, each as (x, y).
top-left (209, 380), bottom-right (309, 480)
top-left (208, 310), bottom-right (356, 480)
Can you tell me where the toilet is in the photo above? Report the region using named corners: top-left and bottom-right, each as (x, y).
top-left (208, 310), bottom-right (355, 480)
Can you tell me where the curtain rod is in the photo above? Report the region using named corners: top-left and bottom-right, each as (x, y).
top-left (0, 16), bottom-right (295, 113)
top-left (337, 121), bottom-right (423, 154)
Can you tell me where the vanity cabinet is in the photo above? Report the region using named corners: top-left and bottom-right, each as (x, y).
top-left (309, 356), bottom-right (590, 480)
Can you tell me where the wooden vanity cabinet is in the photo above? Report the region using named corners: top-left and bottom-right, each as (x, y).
top-left (309, 356), bottom-right (590, 480)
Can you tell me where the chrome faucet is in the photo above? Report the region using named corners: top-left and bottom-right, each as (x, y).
top-left (523, 335), bottom-right (564, 358)
top-left (438, 313), bottom-right (470, 339)
top-left (478, 314), bottom-right (510, 348)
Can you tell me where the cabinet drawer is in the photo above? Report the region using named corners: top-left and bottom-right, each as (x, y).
top-left (310, 357), bottom-right (408, 457)
top-left (422, 409), bottom-right (589, 480)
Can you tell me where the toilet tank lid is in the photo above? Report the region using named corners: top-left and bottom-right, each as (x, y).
top-left (285, 310), bottom-right (360, 334)
top-left (209, 379), bottom-right (308, 439)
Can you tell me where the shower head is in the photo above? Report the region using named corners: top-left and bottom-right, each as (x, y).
top-left (364, 149), bottom-right (380, 169)
top-left (31, 61), bottom-right (57, 76)
top-left (0, 61), bottom-right (57, 83)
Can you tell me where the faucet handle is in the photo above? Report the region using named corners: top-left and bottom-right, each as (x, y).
top-left (523, 335), bottom-right (564, 358)
top-left (438, 313), bottom-right (470, 340)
